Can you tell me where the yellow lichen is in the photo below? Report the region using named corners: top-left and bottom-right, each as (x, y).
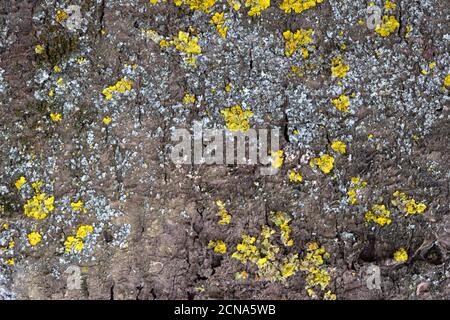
top-left (35, 44), bottom-right (45, 55)
top-left (365, 204), bottom-right (392, 226)
top-left (331, 94), bottom-right (350, 112)
top-left (64, 236), bottom-right (84, 253)
top-left (102, 78), bottom-right (133, 100)
top-left (245, 0), bottom-right (270, 16)
top-left (103, 116), bottom-right (112, 125)
top-left (232, 234), bottom-right (259, 263)
top-left (76, 225), bottom-right (94, 239)
top-left (270, 211), bottom-right (294, 247)
top-left (208, 240), bottom-right (227, 254)
top-left (184, 93), bottom-right (196, 105)
top-left (271, 150), bottom-right (284, 169)
top-left (393, 247), bottom-right (408, 263)
top-left (227, 0), bottom-right (242, 10)
top-left (169, 31), bottom-right (202, 67)
top-left (384, 1), bottom-right (396, 10)
top-left (23, 181), bottom-right (54, 220)
top-left (210, 12), bottom-right (228, 39)
top-left (283, 29), bottom-right (313, 57)
top-left (310, 154), bottom-right (334, 174)
top-left (331, 56), bottom-right (349, 78)
top-left (443, 74), bottom-right (450, 88)
top-left (280, 0), bottom-right (324, 14)
top-left (15, 176), bottom-right (27, 191)
top-left (27, 232), bottom-right (42, 246)
top-left (347, 177), bottom-right (367, 205)
top-left (375, 15), bottom-right (400, 37)
top-left (221, 105), bottom-right (254, 132)
top-left (391, 191), bottom-right (426, 215)
top-left (70, 200), bottom-right (87, 213)
top-left (289, 170), bottom-right (303, 183)
top-left (64, 225), bottom-right (94, 253)
top-left (216, 200), bottom-right (232, 225)
top-left (232, 226), bottom-right (298, 282)
top-left (55, 10), bottom-right (68, 23)
top-left (173, 0), bottom-right (216, 13)
top-left (331, 140), bottom-right (346, 155)
top-left (50, 112), bottom-right (62, 122)
top-left (299, 242), bottom-right (334, 299)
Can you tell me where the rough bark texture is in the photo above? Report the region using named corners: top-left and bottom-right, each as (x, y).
top-left (0, 0), bottom-right (449, 300)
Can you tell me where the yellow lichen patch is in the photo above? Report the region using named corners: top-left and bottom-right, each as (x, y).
top-left (393, 247), bottom-right (408, 263)
top-left (70, 200), bottom-right (87, 213)
top-left (27, 232), bottom-right (42, 246)
top-left (365, 204), bottom-right (392, 226)
top-left (227, 0), bottom-right (242, 10)
top-left (310, 154), bottom-right (334, 174)
top-left (391, 191), bottom-right (426, 215)
top-left (331, 140), bottom-right (346, 155)
top-left (443, 74), bottom-right (450, 88)
top-left (173, 0), bottom-right (216, 13)
top-left (283, 29), bottom-right (313, 57)
top-left (50, 112), bottom-right (62, 122)
top-left (232, 234), bottom-right (259, 263)
top-left (347, 177), bottom-right (367, 205)
top-left (23, 181), bottom-right (55, 220)
top-left (232, 226), bottom-right (298, 282)
top-left (208, 240), bottom-right (227, 254)
top-left (384, 1), bottom-right (396, 10)
top-left (216, 200), bottom-right (231, 225)
top-left (331, 56), bottom-right (349, 78)
top-left (271, 150), bottom-right (284, 169)
top-left (102, 78), bottom-right (133, 100)
top-left (299, 242), bottom-right (335, 299)
top-left (290, 66), bottom-right (304, 77)
top-left (64, 236), bottom-right (84, 253)
top-left (280, 0), bottom-right (324, 14)
top-left (6, 258), bottom-right (14, 266)
top-left (35, 44), bottom-right (45, 54)
top-left (331, 94), bottom-right (350, 112)
top-left (102, 116), bottom-right (112, 125)
top-left (210, 12), bottom-right (228, 39)
top-left (245, 0), bottom-right (270, 16)
top-left (159, 39), bottom-right (170, 48)
top-left (142, 28), bottom-right (162, 43)
top-left (289, 170), bottom-right (303, 183)
top-left (221, 105), bottom-right (253, 132)
top-left (169, 31), bottom-right (202, 66)
top-left (184, 93), bottom-right (196, 105)
top-left (64, 225), bottom-right (94, 253)
top-left (76, 225), bottom-right (94, 239)
top-left (15, 176), bottom-right (27, 191)
top-left (375, 15), bottom-right (400, 37)
top-left (77, 56), bottom-right (86, 65)
top-left (270, 211), bottom-right (294, 247)
top-left (55, 10), bottom-right (68, 23)
top-left (56, 77), bottom-right (65, 87)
